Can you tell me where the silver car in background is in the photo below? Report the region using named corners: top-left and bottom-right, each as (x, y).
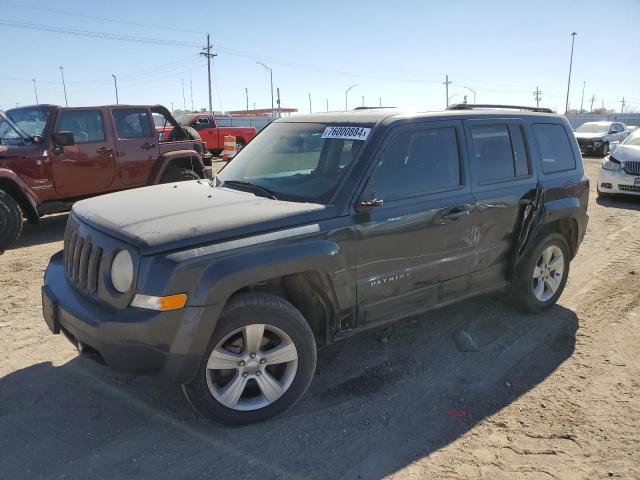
top-left (574, 121), bottom-right (630, 157)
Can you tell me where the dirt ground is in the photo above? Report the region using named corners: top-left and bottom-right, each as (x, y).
top-left (1, 158), bottom-right (639, 480)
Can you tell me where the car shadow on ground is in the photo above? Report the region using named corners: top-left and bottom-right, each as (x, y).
top-left (0, 295), bottom-right (577, 479)
top-left (9, 213), bottom-right (68, 250)
top-left (596, 194), bottom-right (640, 211)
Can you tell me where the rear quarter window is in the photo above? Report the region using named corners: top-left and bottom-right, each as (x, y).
top-left (532, 123), bottom-right (576, 174)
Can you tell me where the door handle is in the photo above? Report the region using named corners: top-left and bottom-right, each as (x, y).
top-left (141, 142), bottom-right (156, 150)
top-left (96, 147), bottom-right (113, 155)
top-left (360, 198), bottom-right (384, 208)
top-left (441, 206), bottom-right (471, 221)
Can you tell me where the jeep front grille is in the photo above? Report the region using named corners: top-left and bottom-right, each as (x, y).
top-left (64, 224), bottom-right (102, 296)
top-left (623, 161), bottom-right (640, 175)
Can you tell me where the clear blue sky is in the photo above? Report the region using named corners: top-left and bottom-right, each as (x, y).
top-left (1, 0), bottom-right (639, 114)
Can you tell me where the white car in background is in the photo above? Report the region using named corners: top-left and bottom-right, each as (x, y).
top-left (597, 132), bottom-right (640, 197)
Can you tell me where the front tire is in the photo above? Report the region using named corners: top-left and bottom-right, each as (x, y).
top-left (511, 232), bottom-right (570, 313)
top-left (599, 141), bottom-right (609, 157)
top-left (183, 293), bottom-right (317, 425)
top-left (0, 189), bottom-right (24, 252)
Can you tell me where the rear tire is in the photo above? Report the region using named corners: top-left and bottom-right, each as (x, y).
top-left (160, 167), bottom-right (200, 183)
top-left (182, 293), bottom-right (317, 425)
top-left (511, 232), bottom-right (570, 313)
top-left (0, 189), bottom-right (23, 252)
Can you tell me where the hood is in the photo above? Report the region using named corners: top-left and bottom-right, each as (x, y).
top-left (73, 180), bottom-right (331, 255)
top-left (574, 132), bottom-right (606, 139)
top-left (610, 144), bottom-right (640, 162)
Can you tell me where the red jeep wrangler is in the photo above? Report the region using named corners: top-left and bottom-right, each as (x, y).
top-left (0, 104), bottom-right (207, 251)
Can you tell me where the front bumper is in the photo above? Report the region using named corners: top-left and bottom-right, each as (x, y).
top-left (42, 251), bottom-right (218, 383)
top-left (578, 140), bottom-right (603, 155)
top-left (597, 168), bottom-right (640, 196)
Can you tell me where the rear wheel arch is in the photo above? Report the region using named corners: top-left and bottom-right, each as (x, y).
top-left (153, 155), bottom-right (204, 183)
top-left (542, 217), bottom-right (579, 258)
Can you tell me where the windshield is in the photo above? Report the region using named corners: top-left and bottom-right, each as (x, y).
top-left (5, 106), bottom-right (52, 138)
top-left (217, 122), bottom-right (373, 203)
top-left (174, 114), bottom-right (192, 126)
top-left (0, 111), bottom-right (29, 146)
top-left (624, 133), bottom-right (640, 147)
top-left (576, 122), bottom-right (608, 133)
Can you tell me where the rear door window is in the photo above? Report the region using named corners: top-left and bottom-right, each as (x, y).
top-left (112, 108), bottom-right (153, 139)
top-left (532, 123), bottom-right (576, 174)
top-left (471, 124), bottom-right (530, 183)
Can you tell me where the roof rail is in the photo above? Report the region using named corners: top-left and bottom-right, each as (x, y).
top-left (447, 103), bottom-right (554, 113)
top-left (353, 106), bottom-right (396, 110)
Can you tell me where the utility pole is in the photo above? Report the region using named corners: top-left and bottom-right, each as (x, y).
top-left (200, 34), bottom-right (216, 116)
top-left (59, 66), bottom-right (68, 107)
top-left (245, 88), bottom-right (249, 112)
top-left (379, 97), bottom-right (382, 107)
top-left (276, 87), bottom-right (281, 118)
top-left (256, 62), bottom-right (274, 119)
top-left (345, 84), bottom-right (357, 110)
top-left (252, 102), bottom-right (256, 110)
top-left (443, 74), bottom-right (452, 107)
top-left (111, 75), bottom-right (119, 104)
top-left (590, 94), bottom-right (595, 112)
top-left (620, 97), bottom-right (626, 114)
top-left (32, 78), bottom-right (38, 104)
top-left (189, 69), bottom-right (194, 111)
top-left (579, 81), bottom-right (585, 114)
top-left (565, 32), bottom-right (577, 114)
top-left (326, 98), bottom-right (329, 112)
top-left (181, 78), bottom-right (186, 110)
top-left (533, 86), bottom-right (542, 108)
top-left (308, 92), bottom-right (312, 113)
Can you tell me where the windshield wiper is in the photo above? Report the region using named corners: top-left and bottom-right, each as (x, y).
top-left (222, 180), bottom-right (279, 200)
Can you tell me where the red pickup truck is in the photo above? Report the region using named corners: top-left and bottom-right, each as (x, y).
top-left (170, 114), bottom-right (257, 155)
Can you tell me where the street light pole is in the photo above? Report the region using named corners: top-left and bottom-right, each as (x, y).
top-left (308, 92), bottom-right (312, 113)
top-left (112, 75), bottom-right (119, 104)
top-left (565, 32), bottom-right (577, 114)
top-left (32, 78), bottom-right (39, 104)
top-left (579, 81), bottom-right (586, 114)
top-left (345, 84), bottom-right (357, 111)
top-left (256, 62), bottom-right (274, 120)
top-left (245, 87), bottom-right (249, 112)
top-left (464, 86), bottom-right (476, 103)
top-left (59, 66), bottom-right (68, 107)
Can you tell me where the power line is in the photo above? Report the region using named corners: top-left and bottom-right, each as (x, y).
top-left (0, 19), bottom-right (202, 47)
top-left (0, 0), bottom-right (207, 35)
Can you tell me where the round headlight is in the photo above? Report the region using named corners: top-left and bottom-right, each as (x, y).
top-left (111, 250), bottom-right (134, 293)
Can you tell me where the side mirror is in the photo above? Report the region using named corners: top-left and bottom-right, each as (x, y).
top-left (53, 131), bottom-right (75, 146)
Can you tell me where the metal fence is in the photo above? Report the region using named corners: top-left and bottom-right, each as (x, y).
top-left (215, 115), bottom-right (272, 131)
top-left (565, 113), bottom-right (640, 129)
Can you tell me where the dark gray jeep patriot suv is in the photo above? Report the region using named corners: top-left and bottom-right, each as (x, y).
top-left (42, 105), bottom-right (589, 424)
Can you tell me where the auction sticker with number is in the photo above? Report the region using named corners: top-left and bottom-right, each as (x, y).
top-left (321, 126), bottom-right (371, 141)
